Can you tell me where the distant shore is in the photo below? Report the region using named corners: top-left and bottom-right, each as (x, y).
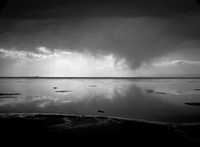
top-left (0, 113), bottom-right (200, 146)
top-left (0, 76), bottom-right (200, 79)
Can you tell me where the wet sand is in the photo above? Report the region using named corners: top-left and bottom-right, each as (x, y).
top-left (0, 113), bottom-right (200, 146)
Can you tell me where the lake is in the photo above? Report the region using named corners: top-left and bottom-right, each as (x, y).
top-left (0, 78), bottom-right (200, 123)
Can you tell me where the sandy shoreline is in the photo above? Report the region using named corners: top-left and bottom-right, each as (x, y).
top-left (0, 113), bottom-right (200, 146)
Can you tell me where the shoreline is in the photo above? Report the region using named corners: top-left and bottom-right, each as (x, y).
top-left (0, 113), bottom-right (200, 145)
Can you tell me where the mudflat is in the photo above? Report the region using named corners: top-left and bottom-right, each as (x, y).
top-left (0, 113), bottom-right (200, 146)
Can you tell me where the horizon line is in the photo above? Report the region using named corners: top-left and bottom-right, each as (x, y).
top-left (0, 76), bottom-right (200, 79)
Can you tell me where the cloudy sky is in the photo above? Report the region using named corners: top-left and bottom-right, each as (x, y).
top-left (0, 0), bottom-right (200, 77)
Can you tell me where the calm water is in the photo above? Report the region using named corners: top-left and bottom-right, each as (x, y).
top-left (0, 78), bottom-right (200, 123)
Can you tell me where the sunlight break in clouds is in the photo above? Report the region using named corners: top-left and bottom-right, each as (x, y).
top-left (0, 47), bottom-right (132, 77)
top-left (153, 60), bottom-right (200, 66)
top-left (146, 57), bottom-right (200, 76)
top-left (0, 48), bottom-right (55, 59)
top-left (36, 47), bottom-right (52, 54)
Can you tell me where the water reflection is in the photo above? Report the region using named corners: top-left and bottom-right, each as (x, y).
top-left (0, 79), bottom-right (133, 106)
top-left (0, 78), bottom-right (200, 123)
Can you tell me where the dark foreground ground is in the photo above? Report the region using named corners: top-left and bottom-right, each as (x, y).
top-left (0, 113), bottom-right (200, 146)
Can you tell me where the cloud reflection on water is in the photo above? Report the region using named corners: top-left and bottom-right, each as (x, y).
top-left (0, 79), bottom-right (133, 107)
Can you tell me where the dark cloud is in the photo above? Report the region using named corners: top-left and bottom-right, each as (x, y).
top-left (1, 0), bottom-right (199, 19)
top-left (0, 0), bottom-right (200, 69)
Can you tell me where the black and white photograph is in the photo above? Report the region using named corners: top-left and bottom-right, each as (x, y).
top-left (0, 0), bottom-right (200, 146)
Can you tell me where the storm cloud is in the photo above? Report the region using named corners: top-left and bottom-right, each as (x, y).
top-left (0, 0), bottom-right (200, 69)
